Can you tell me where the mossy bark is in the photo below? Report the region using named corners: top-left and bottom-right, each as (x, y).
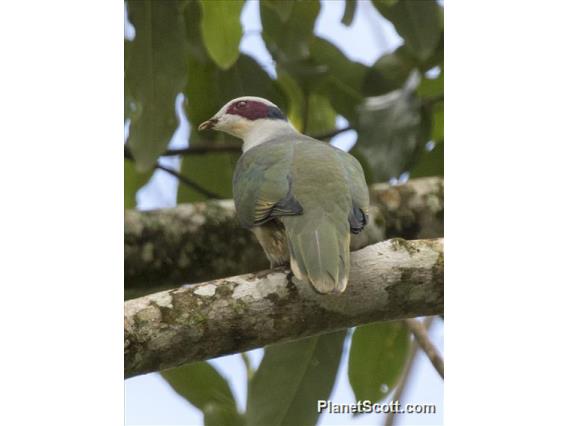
top-left (125, 177), bottom-right (443, 298)
top-left (125, 238), bottom-right (444, 378)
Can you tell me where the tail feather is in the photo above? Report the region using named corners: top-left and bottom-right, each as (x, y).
top-left (285, 219), bottom-right (350, 294)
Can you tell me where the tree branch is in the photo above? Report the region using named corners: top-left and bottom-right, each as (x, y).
top-left (124, 238), bottom-right (444, 378)
top-left (157, 127), bottom-right (354, 157)
top-left (124, 177), bottom-right (443, 298)
top-left (161, 144), bottom-right (242, 156)
top-left (404, 318), bottom-right (444, 379)
top-left (384, 317), bottom-right (435, 426)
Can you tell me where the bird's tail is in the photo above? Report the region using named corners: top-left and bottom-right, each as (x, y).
top-left (283, 217), bottom-right (350, 294)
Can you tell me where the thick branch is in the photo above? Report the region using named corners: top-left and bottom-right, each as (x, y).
top-left (124, 238), bottom-right (444, 378)
top-left (125, 177), bottom-right (443, 297)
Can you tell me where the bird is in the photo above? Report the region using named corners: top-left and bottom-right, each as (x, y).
top-left (198, 96), bottom-right (369, 294)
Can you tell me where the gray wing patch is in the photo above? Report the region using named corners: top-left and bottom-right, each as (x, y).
top-left (268, 188), bottom-right (304, 223)
top-left (348, 206), bottom-right (368, 234)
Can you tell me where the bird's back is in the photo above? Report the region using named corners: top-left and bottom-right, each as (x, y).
top-left (281, 137), bottom-right (360, 293)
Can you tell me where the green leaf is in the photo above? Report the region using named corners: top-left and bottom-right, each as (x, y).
top-left (124, 159), bottom-right (152, 209)
top-left (355, 71), bottom-right (430, 183)
top-left (432, 101), bottom-right (443, 142)
top-left (124, 41), bottom-right (134, 121)
top-left (363, 45), bottom-right (416, 96)
top-left (348, 322), bottom-right (410, 403)
top-left (372, 0), bottom-right (443, 62)
top-left (260, 0), bottom-right (320, 63)
top-left (308, 37), bottom-right (368, 121)
top-left (126, 0), bottom-right (188, 172)
top-left (341, 0), bottom-right (357, 26)
top-left (199, 0), bottom-right (244, 70)
top-left (162, 361), bottom-right (242, 425)
top-left (411, 139), bottom-right (443, 178)
top-left (246, 331), bottom-right (346, 426)
top-left (276, 69), bottom-right (305, 129)
top-left (203, 404), bottom-right (245, 426)
top-left (410, 101), bottom-right (443, 178)
top-left (305, 92), bottom-right (336, 135)
top-left (177, 149), bottom-right (237, 203)
top-left (417, 69), bottom-right (443, 99)
top-left (276, 69), bottom-right (337, 134)
top-left (263, 0), bottom-right (295, 22)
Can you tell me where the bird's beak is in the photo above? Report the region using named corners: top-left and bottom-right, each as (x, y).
top-left (198, 117), bottom-right (218, 131)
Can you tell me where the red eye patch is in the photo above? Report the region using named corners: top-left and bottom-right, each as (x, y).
top-left (226, 100), bottom-right (286, 121)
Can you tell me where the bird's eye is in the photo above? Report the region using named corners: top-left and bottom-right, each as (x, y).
top-left (236, 101), bottom-right (247, 109)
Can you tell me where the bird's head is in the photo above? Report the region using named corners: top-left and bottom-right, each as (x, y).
top-left (198, 97), bottom-right (289, 141)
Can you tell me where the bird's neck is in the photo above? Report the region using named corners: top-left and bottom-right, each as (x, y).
top-left (242, 119), bottom-right (298, 153)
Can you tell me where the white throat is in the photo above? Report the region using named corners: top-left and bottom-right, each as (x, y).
top-left (242, 119), bottom-right (298, 152)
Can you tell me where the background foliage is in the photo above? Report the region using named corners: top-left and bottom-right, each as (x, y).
top-left (125, 1), bottom-right (443, 425)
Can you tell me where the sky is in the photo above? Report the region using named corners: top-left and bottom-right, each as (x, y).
top-left (125, 1), bottom-right (443, 425)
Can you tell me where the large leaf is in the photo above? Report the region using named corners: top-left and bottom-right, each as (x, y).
top-left (432, 101), bottom-right (443, 142)
top-left (411, 139), bottom-right (443, 178)
top-left (277, 69), bottom-right (337, 135)
top-left (246, 331), bottom-right (346, 426)
top-left (411, 101), bottom-right (443, 177)
top-left (308, 37), bottom-right (367, 121)
top-left (126, 0), bottom-right (188, 171)
top-left (372, 0), bottom-right (443, 62)
top-left (124, 159), bottom-right (152, 209)
top-left (354, 71), bottom-right (430, 183)
top-left (304, 92), bottom-right (336, 135)
top-left (199, 0), bottom-right (244, 70)
top-left (260, 0), bottom-right (321, 63)
top-left (363, 45), bottom-right (416, 97)
top-left (263, 0), bottom-right (295, 22)
top-left (177, 148), bottom-right (237, 203)
top-left (162, 361), bottom-right (243, 426)
top-left (348, 322), bottom-right (410, 403)
top-left (276, 69), bottom-right (305, 129)
top-left (417, 69), bottom-right (443, 99)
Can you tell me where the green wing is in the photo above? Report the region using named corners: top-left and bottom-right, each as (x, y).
top-left (233, 140), bottom-right (303, 229)
top-left (336, 148), bottom-right (370, 233)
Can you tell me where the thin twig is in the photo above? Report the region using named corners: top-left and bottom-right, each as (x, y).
top-left (162, 144), bottom-right (242, 156)
top-left (384, 317), bottom-right (435, 426)
top-left (158, 127), bottom-right (354, 157)
top-left (155, 163), bottom-right (222, 199)
top-left (124, 145), bottom-right (222, 199)
top-left (312, 126), bottom-right (354, 140)
top-left (404, 318), bottom-right (444, 379)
